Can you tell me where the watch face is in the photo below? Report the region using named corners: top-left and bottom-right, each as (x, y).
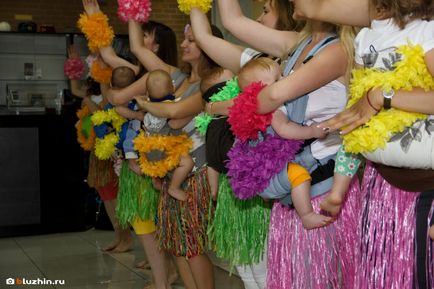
top-left (383, 89), bottom-right (394, 98)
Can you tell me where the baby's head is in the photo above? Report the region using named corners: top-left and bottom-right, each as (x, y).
top-left (237, 57), bottom-right (281, 90)
top-left (146, 69), bottom-right (174, 101)
top-left (111, 66), bottom-right (136, 89)
top-left (369, 0), bottom-right (428, 28)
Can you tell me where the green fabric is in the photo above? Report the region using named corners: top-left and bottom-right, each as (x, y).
top-left (208, 174), bottom-right (271, 270)
top-left (81, 115), bottom-right (93, 138)
top-left (116, 161), bottom-right (160, 227)
top-left (195, 78), bottom-right (240, 136)
top-left (335, 145), bottom-right (363, 177)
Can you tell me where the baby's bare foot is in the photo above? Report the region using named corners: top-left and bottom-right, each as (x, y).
top-left (168, 187), bottom-right (188, 201)
top-left (320, 193), bottom-right (344, 216)
top-left (300, 212), bottom-right (333, 230)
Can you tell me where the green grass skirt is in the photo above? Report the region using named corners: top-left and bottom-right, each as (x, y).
top-left (116, 161), bottom-right (159, 227)
top-left (208, 174), bottom-right (271, 269)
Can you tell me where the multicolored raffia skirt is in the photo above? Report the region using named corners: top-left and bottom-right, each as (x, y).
top-left (156, 167), bottom-right (212, 258)
top-left (87, 150), bottom-right (117, 188)
top-left (354, 162), bottom-right (419, 289)
top-left (267, 177), bottom-right (362, 289)
top-left (116, 160), bottom-right (159, 227)
top-left (208, 174), bottom-right (271, 270)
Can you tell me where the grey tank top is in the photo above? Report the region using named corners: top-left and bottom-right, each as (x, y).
top-left (171, 70), bottom-right (206, 172)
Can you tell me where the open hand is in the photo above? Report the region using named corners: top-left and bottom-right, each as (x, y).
top-left (67, 45), bottom-right (80, 58)
top-left (82, 0), bottom-right (101, 15)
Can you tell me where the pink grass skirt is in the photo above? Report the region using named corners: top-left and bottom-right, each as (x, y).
top-left (267, 177), bottom-right (361, 289)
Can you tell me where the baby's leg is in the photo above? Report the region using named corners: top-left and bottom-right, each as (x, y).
top-left (430, 224), bottom-right (434, 240)
top-left (321, 145), bottom-right (362, 216)
top-left (168, 155), bottom-right (194, 201)
top-left (320, 173), bottom-right (352, 216)
top-left (207, 167), bottom-right (220, 201)
top-left (292, 181), bottom-right (333, 229)
top-left (287, 163), bottom-right (332, 229)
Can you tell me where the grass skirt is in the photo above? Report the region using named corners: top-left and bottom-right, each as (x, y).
top-left (156, 167), bottom-right (212, 258)
top-left (87, 150), bottom-right (116, 188)
top-left (208, 174), bottom-right (271, 269)
top-left (267, 177), bottom-right (361, 289)
top-left (354, 162), bottom-right (419, 289)
top-left (116, 160), bottom-right (159, 227)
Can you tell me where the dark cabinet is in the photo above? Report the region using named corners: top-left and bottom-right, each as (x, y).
top-left (0, 107), bottom-right (96, 236)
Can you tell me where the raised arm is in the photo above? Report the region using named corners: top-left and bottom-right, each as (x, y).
top-left (82, 96), bottom-right (101, 113)
top-left (258, 42), bottom-right (347, 113)
top-left (136, 91), bottom-right (204, 119)
top-left (217, 0), bottom-right (298, 57)
top-left (70, 80), bottom-right (87, 98)
top-left (82, 0), bottom-right (140, 74)
top-left (190, 8), bottom-right (245, 74)
top-left (293, 0), bottom-right (370, 27)
top-left (99, 46), bottom-right (140, 75)
top-left (128, 19), bottom-right (174, 73)
top-left (66, 45), bottom-right (87, 98)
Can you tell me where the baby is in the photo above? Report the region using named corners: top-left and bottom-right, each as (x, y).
top-left (234, 57), bottom-right (332, 229)
top-left (142, 69), bottom-right (194, 201)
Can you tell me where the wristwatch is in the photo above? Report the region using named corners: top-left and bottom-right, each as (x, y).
top-left (382, 89), bottom-right (394, 110)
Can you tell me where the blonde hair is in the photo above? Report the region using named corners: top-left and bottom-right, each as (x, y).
top-left (285, 21), bottom-right (358, 82)
top-left (111, 66), bottom-right (135, 89)
top-left (238, 57), bottom-right (278, 89)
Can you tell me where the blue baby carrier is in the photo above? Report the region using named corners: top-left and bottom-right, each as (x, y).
top-left (259, 34), bottom-right (339, 207)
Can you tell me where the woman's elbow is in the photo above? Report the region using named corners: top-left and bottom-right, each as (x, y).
top-left (108, 93), bottom-right (126, 106)
top-left (258, 92), bottom-right (280, 114)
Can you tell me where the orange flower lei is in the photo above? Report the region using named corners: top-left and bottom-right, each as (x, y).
top-left (90, 61), bottom-right (112, 84)
top-left (77, 12), bottom-right (114, 53)
top-left (76, 106), bottom-right (96, 151)
top-left (133, 132), bottom-right (193, 178)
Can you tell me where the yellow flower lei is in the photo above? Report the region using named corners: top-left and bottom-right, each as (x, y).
top-left (77, 12), bottom-right (114, 53)
top-left (90, 61), bottom-right (112, 84)
top-left (134, 132), bottom-right (193, 177)
top-left (178, 0), bottom-right (213, 14)
top-left (91, 108), bottom-right (127, 160)
top-left (76, 106), bottom-right (96, 151)
top-left (343, 44), bottom-right (434, 154)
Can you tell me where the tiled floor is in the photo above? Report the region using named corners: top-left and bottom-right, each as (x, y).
top-left (0, 229), bottom-right (245, 289)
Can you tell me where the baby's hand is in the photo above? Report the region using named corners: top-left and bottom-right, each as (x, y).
top-left (128, 159), bottom-right (143, 176)
top-left (134, 95), bottom-right (148, 110)
top-left (309, 123), bottom-right (328, 139)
